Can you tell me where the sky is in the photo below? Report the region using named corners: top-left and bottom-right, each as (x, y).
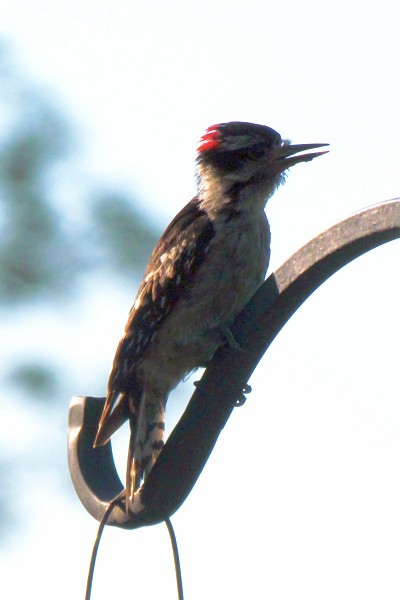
top-left (1, 1), bottom-right (400, 599)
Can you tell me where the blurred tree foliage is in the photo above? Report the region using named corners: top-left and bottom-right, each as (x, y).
top-left (0, 44), bottom-right (159, 533)
top-left (6, 362), bottom-right (58, 400)
top-left (0, 45), bottom-right (158, 305)
top-left (90, 192), bottom-right (159, 275)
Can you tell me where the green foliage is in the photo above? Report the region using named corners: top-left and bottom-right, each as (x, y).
top-left (90, 192), bottom-right (155, 273)
top-left (6, 362), bottom-right (58, 400)
top-left (0, 45), bottom-right (159, 534)
top-left (0, 48), bottom-right (158, 305)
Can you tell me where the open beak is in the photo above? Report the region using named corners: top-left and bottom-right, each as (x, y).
top-left (275, 142), bottom-right (329, 172)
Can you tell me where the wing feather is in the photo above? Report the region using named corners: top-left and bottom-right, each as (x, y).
top-left (94, 196), bottom-right (215, 445)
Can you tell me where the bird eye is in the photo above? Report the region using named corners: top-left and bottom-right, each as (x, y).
top-left (247, 144), bottom-right (265, 160)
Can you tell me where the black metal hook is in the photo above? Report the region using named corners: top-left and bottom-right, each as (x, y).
top-left (68, 198), bottom-right (400, 529)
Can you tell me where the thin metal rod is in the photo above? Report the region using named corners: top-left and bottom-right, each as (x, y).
top-left (165, 518), bottom-right (184, 600)
top-left (85, 495), bottom-right (124, 600)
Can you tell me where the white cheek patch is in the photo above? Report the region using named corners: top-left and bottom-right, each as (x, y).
top-left (225, 134), bottom-right (253, 150)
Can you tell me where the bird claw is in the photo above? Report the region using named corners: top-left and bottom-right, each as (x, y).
top-left (235, 383), bottom-right (252, 407)
top-left (221, 326), bottom-right (242, 351)
top-left (195, 379), bottom-right (251, 407)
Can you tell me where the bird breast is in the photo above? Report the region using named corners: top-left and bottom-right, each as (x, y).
top-left (136, 209), bottom-right (270, 393)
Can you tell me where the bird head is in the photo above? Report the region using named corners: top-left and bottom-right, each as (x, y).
top-left (196, 121), bottom-right (328, 208)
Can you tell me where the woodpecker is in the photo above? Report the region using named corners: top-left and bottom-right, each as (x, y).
top-left (94, 121), bottom-right (328, 513)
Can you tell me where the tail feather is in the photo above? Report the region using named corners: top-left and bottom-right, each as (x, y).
top-left (126, 391), bottom-right (166, 513)
top-left (93, 393), bottom-right (129, 447)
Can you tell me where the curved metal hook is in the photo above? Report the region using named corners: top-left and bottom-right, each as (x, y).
top-left (68, 198), bottom-right (400, 529)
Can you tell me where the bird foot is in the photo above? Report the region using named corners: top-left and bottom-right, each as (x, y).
top-left (221, 326), bottom-right (242, 351)
top-left (194, 379), bottom-right (251, 406)
top-left (235, 383), bottom-right (252, 406)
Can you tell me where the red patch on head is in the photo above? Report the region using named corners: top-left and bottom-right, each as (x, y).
top-left (197, 125), bottom-right (221, 152)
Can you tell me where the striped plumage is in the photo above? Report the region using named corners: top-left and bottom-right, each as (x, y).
top-left (94, 122), bottom-right (328, 513)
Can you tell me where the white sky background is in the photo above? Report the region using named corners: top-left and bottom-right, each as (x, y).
top-left (1, 1), bottom-right (400, 599)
